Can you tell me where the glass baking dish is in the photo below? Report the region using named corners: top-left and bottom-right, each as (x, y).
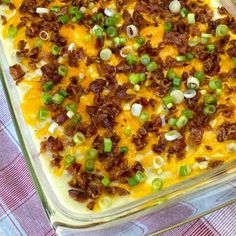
top-left (1, 35), bottom-right (236, 235)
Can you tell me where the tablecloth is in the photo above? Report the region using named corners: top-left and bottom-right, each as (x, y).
top-left (0, 81), bottom-right (236, 236)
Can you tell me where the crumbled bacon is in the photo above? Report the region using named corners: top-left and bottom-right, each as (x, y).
top-left (217, 122), bottom-right (236, 142)
top-left (164, 32), bottom-right (189, 54)
top-left (208, 160), bottom-right (224, 168)
top-left (40, 136), bottom-right (64, 153)
top-left (9, 64), bottom-right (25, 81)
top-left (66, 76), bottom-right (84, 102)
top-left (132, 127), bottom-right (148, 151)
top-left (89, 79), bottom-right (106, 93)
top-left (67, 48), bottom-right (84, 67)
top-left (152, 137), bottom-right (167, 154)
top-left (41, 62), bottom-right (62, 84)
top-left (105, 187), bottom-right (130, 196)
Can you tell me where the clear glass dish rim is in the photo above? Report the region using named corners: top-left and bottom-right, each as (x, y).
top-left (1, 40), bottom-right (236, 230)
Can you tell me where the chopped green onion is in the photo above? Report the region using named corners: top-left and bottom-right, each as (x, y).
top-left (65, 155), bottom-right (75, 168)
top-left (180, 7), bottom-right (189, 18)
top-left (187, 76), bottom-right (200, 89)
top-left (146, 61), bottom-right (158, 72)
top-left (87, 148), bottom-right (98, 159)
top-left (151, 178), bottom-right (163, 192)
top-left (188, 36), bottom-right (200, 47)
top-left (134, 171), bottom-right (146, 183)
top-left (50, 6), bottom-right (61, 13)
top-left (176, 55), bottom-right (187, 62)
top-left (65, 103), bottom-right (77, 112)
top-left (43, 80), bottom-right (54, 92)
top-left (163, 95), bottom-right (174, 109)
top-left (94, 28), bottom-right (104, 38)
top-left (38, 108), bottom-right (48, 120)
top-left (101, 177), bottom-right (110, 187)
top-left (72, 11), bottom-right (84, 22)
top-left (52, 93), bottom-right (64, 105)
top-left (58, 65), bottom-right (68, 77)
top-left (139, 73), bottom-right (146, 82)
top-left (127, 54), bottom-right (138, 65)
top-left (179, 165), bottom-right (191, 176)
top-left (204, 95), bottom-right (217, 105)
top-left (176, 115), bottom-right (188, 128)
top-left (58, 89), bottom-right (68, 97)
top-left (100, 48), bottom-right (112, 61)
top-left (124, 126), bottom-right (132, 136)
top-left (216, 24), bottom-right (229, 37)
top-left (170, 90), bottom-right (184, 104)
top-left (140, 54), bottom-right (151, 66)
top-left (41, 93), bottom-right (52, 104)
top-left (209, 78), bottom-right (222, 90)
top-left (201, 37), bottom-right (209, 44)
top-left (114, 12), bottom-right (122, 22)
top-left (128, 177), bottom-right (138, 186)
top-left (164, 22), bottom-right (172, 32)
top-left (59, 15), bottom-right (69, 24)
top-left (104, 138), bottom-right (112, 152)
top-left (69, 6), bottom-right (78, 14)
top-left (194, 71), bottom-right (205, 82)
top-left (51, 44), bottom-right (60, 56)
top-left (85, 159), bottom-right (94, 172)
top-left (136, 37), bottom-right (146, 45)
top-left (34, 38), bottom-right (43, 47)
top-left (173, 77), bottom-right (181, 86)
top-left (105, 16), bottom-right (116, 26)
top-left (8, 25), bottom-right (18, 38)
top-left (129, 73), bottom-right (140, 85)
top-left (186, 52), bottom-right (193, 61)
top-left (73, 132), bottom-right (86, 144)
top-left (167, 69), bottom-right (176, 80)
top-left (216, 88), bottom-right (222, 96)
top-left (182, 109), bottom-right (193, 119)
top-left (168, 117), bottom-right (177, 126)
top-left (95, 12), bottom-right (103, 21)
top-left (113, 36), bottom-right (127, 46)
top-left (99, 197), bottom-right (112, 209)
top-left (203, 105), bottom-right (216, 115)
top-left (120, 146), bottom-right (128, 153)
top-left (2, 0), bottom-right (10, 4)
top-left (187, 13), bottom-right (195, 25)
top-left (207, 44), bottom-right (215, 53)
top-left (133, 84), bottom-right (140, 91)
top-left (106, 26), bottom-right (117, 38)
top-left (201, 33), bottom-right (212, 38)
top-left (71, 113), bottom-right (82, 124)
top-left (139, 112), bottom-right (149, 122)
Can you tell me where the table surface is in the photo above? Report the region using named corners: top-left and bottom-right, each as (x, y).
top-left (0, 82), bottom-right (236, 236)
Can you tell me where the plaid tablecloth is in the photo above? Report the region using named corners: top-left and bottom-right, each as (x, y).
top-left (0, 81), bottom-right (236, 236)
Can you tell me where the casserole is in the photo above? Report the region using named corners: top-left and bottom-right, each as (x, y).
top-left (1, 0), bottom-right (236, 234)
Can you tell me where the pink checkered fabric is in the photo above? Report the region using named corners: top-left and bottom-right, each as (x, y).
top-left (0, 82), bottom-right (236, 236)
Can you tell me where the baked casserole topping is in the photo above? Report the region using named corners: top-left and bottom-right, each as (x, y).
top-left (2, 0), bottom-right (236, 210)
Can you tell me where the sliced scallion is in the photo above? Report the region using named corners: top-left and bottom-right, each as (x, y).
top-left (151, 178), bottom-right (163, 192)
top-left (104, 138), bottom-right (112, 152)
top-left (73, 132), bottom-right (86, 145)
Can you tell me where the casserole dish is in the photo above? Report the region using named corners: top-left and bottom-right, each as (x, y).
top-left (1, 0), bottom-right (236, 234)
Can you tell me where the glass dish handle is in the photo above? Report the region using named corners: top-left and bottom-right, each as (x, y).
top-left (56, 180), bottom-right (236, 235)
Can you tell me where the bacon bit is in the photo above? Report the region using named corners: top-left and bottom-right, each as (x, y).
top-left (40, 136), bottom-right (64, 153)
top-left (9, 64), bottom-right (25, 82)
top-left (208, 160), bottom-right (224, 168)
top-left (217, 122), bottom-right (236, 142)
